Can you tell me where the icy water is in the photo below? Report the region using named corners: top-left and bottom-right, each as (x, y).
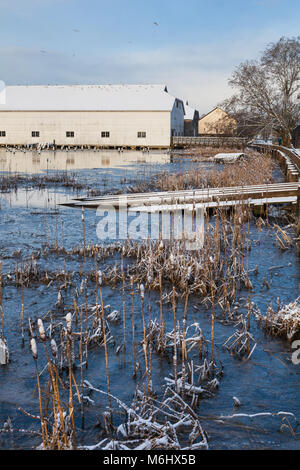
top-left (0, 149), bottom-right (299, 450)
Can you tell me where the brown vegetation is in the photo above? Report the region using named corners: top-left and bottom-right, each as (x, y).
top-left (130, 152), bottom-right (274, 193)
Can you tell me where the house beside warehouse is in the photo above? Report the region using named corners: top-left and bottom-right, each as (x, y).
top-left (0, 84), bottom-right (185, 148)
top-left (198, 106), bottom-right (236, 136)
top-left (184, 103), bottom-right (199, 136)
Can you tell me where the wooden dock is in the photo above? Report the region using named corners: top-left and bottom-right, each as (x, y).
top-left (62, 182), bottom-right (300, 211)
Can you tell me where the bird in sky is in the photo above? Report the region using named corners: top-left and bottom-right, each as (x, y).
top-left (40, 50), bottom-right (47, 54)
top-left (153, 22), bottom-right (159, 26)
top-left (72, 29), bottom-right (80, 33)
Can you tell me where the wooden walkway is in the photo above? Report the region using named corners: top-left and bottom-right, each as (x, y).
top-left (250, 143), bottom-right (300, 178)
top-left (172, 136), bottom-right (248, 148)
top-left (62, 144), bottom-right (300, 213)
top-left (62, 182), bottom-right (300, 211)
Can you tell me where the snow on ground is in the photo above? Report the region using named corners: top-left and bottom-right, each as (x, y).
top-left (213, 153), bottom-right (244, 163)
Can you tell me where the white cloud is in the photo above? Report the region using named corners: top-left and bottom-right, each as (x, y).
top-left (0, 46), bottom-right (232, 112)
top-left (0, 26), bottom-right (298, 114)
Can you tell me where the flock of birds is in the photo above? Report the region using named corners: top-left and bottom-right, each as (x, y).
top-left (39, 22), bottom-right (159, 55)
top-left (3, 144), bottom-right (151, 154)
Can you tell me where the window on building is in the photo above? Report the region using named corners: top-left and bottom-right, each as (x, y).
top-left (101, 131), bottom-right (110, 138)
top-left (137, 131), bottom-right (146, 138)
top-left (32, 131), bottom-right (40, 137)
top-left (66, 131), bottom-right (75, 138)
top-left (0, 131), bottom-right (6, 137)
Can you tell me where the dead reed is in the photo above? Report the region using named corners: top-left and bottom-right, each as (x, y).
top-left (255, 297), bottom-right (300, 341)
top-left (129, 152), bottom-right (274, 193)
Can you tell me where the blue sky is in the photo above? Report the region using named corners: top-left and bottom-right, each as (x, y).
top-left (0, 0), bottom-right (299, 113)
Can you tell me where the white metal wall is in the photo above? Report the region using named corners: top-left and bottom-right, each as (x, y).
top-left (0, 110), bottom-right (174, 147)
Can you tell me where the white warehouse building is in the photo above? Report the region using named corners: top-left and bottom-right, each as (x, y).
top-left (0, 84), bottom-right (185, 148)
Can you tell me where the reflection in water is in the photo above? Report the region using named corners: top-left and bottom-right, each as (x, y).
top-left (0, 149), bottom-right (170, 174)
top-left (0, 149), bottom-right (176, 209)
top-left (0, 188), bottom-right (72, 208)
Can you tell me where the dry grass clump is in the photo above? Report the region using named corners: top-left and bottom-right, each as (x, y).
top-left (12, 260), bottom-right (74, 288)
top-left (206, 152), bottom-right (273, 188)
top-left (147, 319), bottom-right (209, 368)
top-left (256, 297), bottom-right (300, 341)
top-left (0, 172), bottom-right (84, 194)
top-left (130, 152), bottom-right (273, 193)
top-left (8, 204), bottom-right (255, 307)
top-left (223, 318), bottom-right (256, 360)
top-left (272, 224), bottom-right (294, 250)
top-left (81, 381), bottom-right (208, 450)
top-left (26, 316), bottom-right (81, 449)
top-left (24, 307), bottom-right (114, 449)
top-left (93, 208), bottom-right (254, 306)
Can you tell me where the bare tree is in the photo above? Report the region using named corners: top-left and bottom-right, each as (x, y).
top-left (222, 37), bottom-right (300, 146)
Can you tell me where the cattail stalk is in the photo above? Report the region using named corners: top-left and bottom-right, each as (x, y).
top-left (121, 254), bottom-right (126, 355)
top-left (79, 281), bottom-right (84, 428)
top-left (172, 287), bottom-right (178, 393)
top-left (140, 284), bottom-right (150, 398)
top-left (147, 276), bottom-right (152, 392)
top-left (65, 313), bottom-right (76, 448)
top-left (181, 290), bottom-right (189, 398)
top-left (99, 272), bottom-right (112, 415)
top-left (30, 338), bottom-right (48, 448)
top-left (50, 338), bottom-right (68, 449)
top-left (130, 277), bottom-right (136, 376)
top-left (159, 272), bottom-right (164, 349)
top-left (211, 282), bottom-right (215, 364)
top-left (20, 272), bottom-right (24, 347)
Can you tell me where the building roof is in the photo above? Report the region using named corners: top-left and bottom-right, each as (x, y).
top-left (199, 106), bottom-right (229, 121)
top-left (0, 84), bottom-right (182, 112)
top-left (184, 104), bottom-right (198, 121)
